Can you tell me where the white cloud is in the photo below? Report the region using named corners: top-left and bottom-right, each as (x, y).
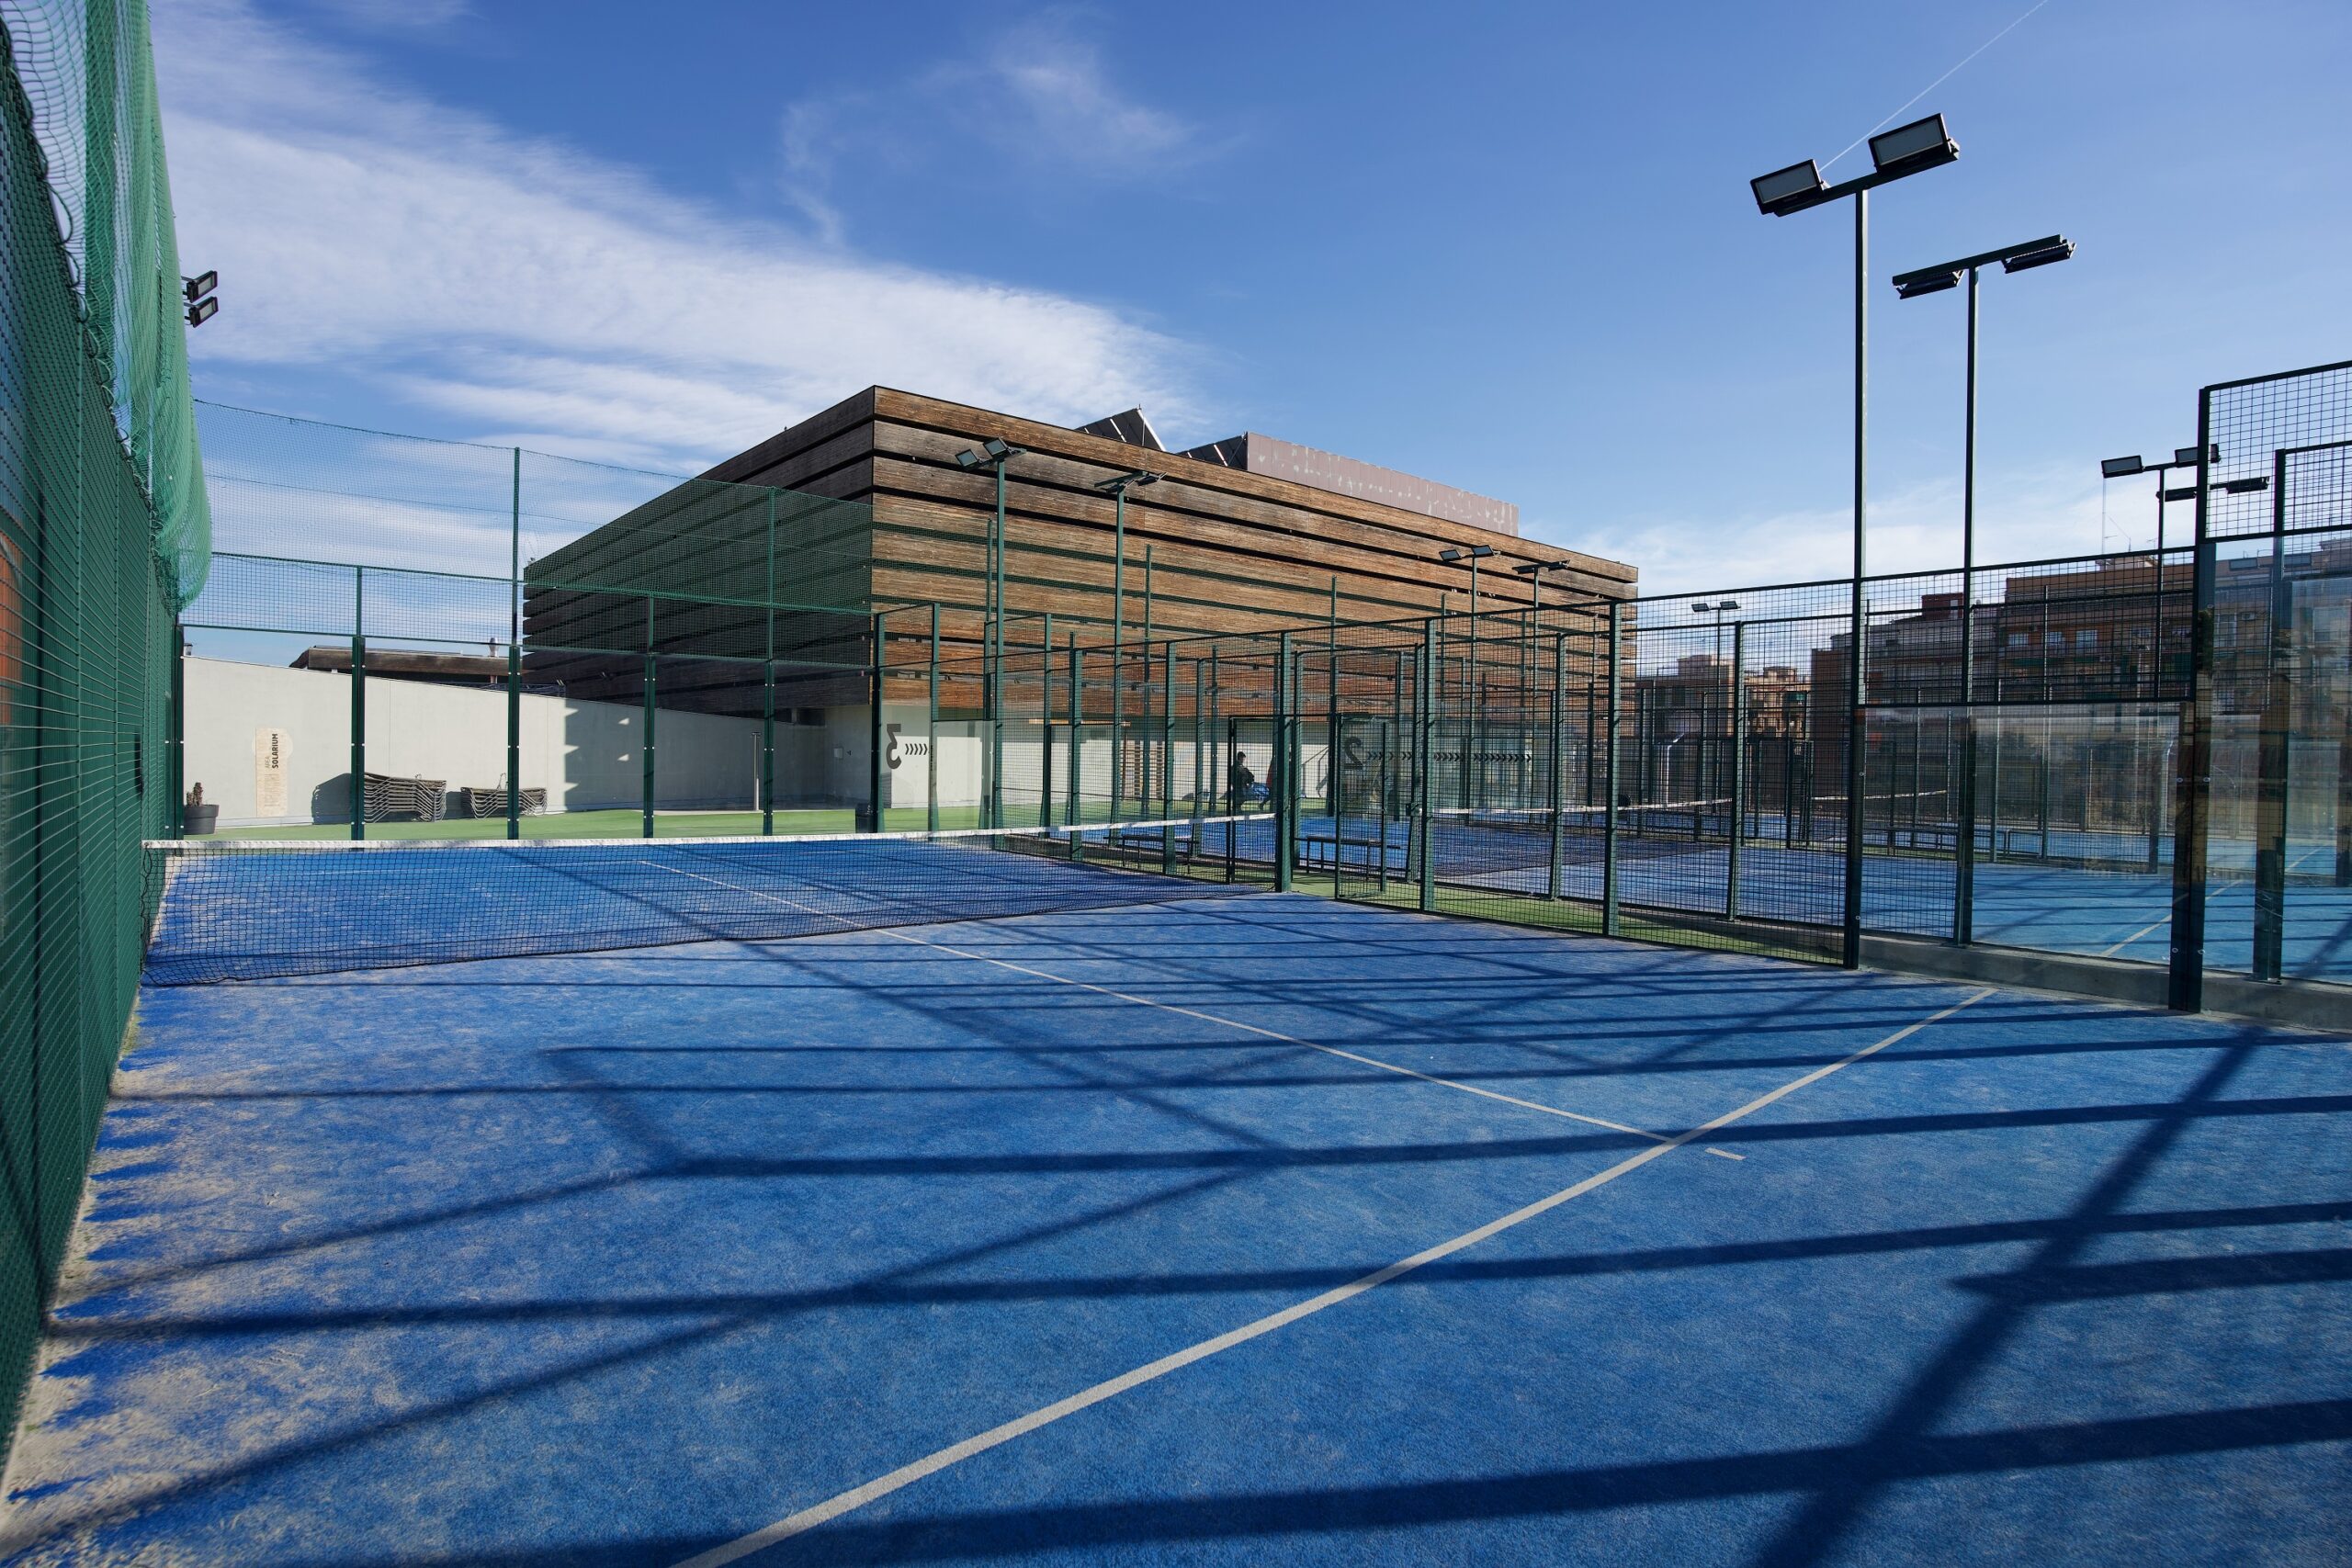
top-left (1545, 464), bottom-right (2124, 601)
top-left (779, 14), bottom-right (1219, 239)
top-left (297, 0), bottom-right (470, 30)
top-left (153, 1), bottom-right (1202, 472)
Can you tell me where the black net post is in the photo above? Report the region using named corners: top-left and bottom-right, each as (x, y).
top-left (350, 566), bottom-right (366, 840)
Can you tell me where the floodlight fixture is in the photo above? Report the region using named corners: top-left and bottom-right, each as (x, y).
top-left (1894, 270), bottom-right (1962, 299)
top-left (2176, 445), bottom-right (2216, 467)
top-left (1869, 114), bottom-right (1959, 179)
top-left (1093, 469), bottom-right (1159, 494)
top-left (2101, 456), bottom-right (2145, 479)
top-left (181, 271), bottom-right (217, 303)
top-left (955, 449), bottom-right (981, 468)
top-left (2219, 476), bottom-right (2270, 494)
top-left (2000, 240), bottom-right (2075, 273)
top-left (1751, 159), bottom-right (1828, 217)
top-left (982, 438), bottom-right (1010, 459)
top-left (1439, 545), bottom-right (1494, 563)
top-left (2161, 486), bottom-right (2198, 503)
top-left (184, 295), bottom-right (218, 328)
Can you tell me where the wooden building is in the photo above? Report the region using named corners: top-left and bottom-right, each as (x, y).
top-left (523, 386), bottom-right (1636, 716)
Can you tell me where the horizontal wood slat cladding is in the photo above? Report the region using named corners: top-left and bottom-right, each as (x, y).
top-left (711, 387), bottom-right (1632, 610)
top-left (524, 384), bottom-right (1638, 716)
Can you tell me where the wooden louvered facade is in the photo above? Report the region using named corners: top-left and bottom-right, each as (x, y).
top-left (524, 386), bottom-right (1635, 715)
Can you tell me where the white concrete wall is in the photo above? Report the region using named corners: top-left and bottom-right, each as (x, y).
top-left (186, 658), bottom-right (770, 826)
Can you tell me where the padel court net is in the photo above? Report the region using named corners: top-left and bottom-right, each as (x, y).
top-left (142, 814), bottom-right (1273, 986)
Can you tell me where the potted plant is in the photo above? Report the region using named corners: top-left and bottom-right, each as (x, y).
top-left (184, 783), bottom-right (219, 836)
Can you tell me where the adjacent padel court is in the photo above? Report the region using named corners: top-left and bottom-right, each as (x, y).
top-left (3, 831), bottom-right (2346, 1566)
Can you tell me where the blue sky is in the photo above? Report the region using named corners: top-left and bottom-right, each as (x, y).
top-left (157, 0), bottom-right (2352, 592)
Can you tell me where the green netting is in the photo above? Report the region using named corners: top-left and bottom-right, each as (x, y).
top-left (0, 0), bottom-right (190, 1467)
top-left (2, 0), bottom-right (209, 604)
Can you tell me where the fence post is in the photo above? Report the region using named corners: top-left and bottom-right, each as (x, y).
top-left (1192, 657), bottom-right (1206, 845)
top-left (505, 641), bottom-right (521, 837)
top-left (350, 566), bottom-right (365, 840)
top-left (1418, 621), bottom-right (1435, 913)
top-left (2251, 447), bottom-right (2294, 981)
top-left (1039, 614), bottom-right (1055, 830)
top-left (762, 487), bottom-right (776, 836)
top-left (508, 446), bottom-right (523, 840)
top-left (641, 594), bottom-right (656, 840)
top-left (1603, 600), bottom-right (1622, 937)
top-left (1067, 635), bottom-right (1082, 855)
top-left (1955, 570), bottom-right (1977, 940)
top-left (1728, 621), bottom-right (1746, 921)
top-left (1548, 632), bottom-right (1565, 900)
top-left (869, 611), bottom-right (888, 833)
top-left (2336, 705), bottom-right (2352, 888)
top-left (1163, 641), bottom-right (1178, 873)
top-left (1275, 630), bottom-right (1295, 892)
top-left (169, 623), bottom-right (186, 837)
top-left (2165, 398), bottom-right (2218, 1012)
top-left (927, 603), bottom-right (940, 834)
top-left (1139, 547), bottom-right (1155, 826)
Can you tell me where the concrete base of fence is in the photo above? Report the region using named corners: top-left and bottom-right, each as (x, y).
top-left (1860, 931), bottom-right (2348, 1034)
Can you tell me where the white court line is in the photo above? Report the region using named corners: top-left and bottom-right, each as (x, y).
top-left (2100, 917), bottom-right (2171, 958)
top-left (655, 862), bottom-right (1668, 1142)
top-left (671, 983), bottom-right (1997, 1567)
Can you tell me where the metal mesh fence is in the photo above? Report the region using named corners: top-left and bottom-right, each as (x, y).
top-left (2185, 362), bottom-right (2352, 996)
top-left (0, 2), bottom-right (188, 1463)
top-left (172, 389), bottom-right (2350, 1006)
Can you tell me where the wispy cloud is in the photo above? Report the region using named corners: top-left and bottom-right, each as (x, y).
top-left (296, 0), bottom-right (471, 30)
top-left (779, 13), bottom-right (1222, 242)
top-left (153, 1), bottom-right (1203, 471)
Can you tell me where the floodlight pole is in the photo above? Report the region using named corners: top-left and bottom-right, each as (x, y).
top-left (1756, 114), bottom-right (1960, 968)
top-left (1845, 188), bottom-right (1868, 969)
top-left (1959, 264), bottom-right (1978, 941)
top-left (1894, 236), bottom-right (2075, 943)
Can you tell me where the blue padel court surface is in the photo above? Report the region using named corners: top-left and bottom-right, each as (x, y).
top-left (4, 892), bottom-right (2348, 1564)
top-left (1232, 815), bottom-right (2352, 984)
